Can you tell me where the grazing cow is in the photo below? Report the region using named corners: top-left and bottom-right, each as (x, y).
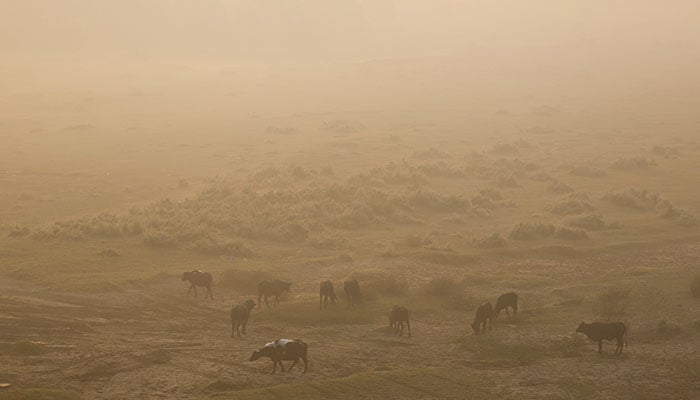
top-left (389, 305), bottom-right (411, 337)
top-left (493, 292), bottom-right (518, 320)
top-left (319, 280), bottom-right (337, 310)
top-left (249, 339), bottom-right (308, 374)
top-left (471, 302), bottom-right (493, 334)
top-left (181, 270), bottom-right (213, 299)
top-left (576, 322), bottom-right (628, 355)
top-left (230, 299), bottom-right (256, 338)
top-left (258, 280), bottom-right (292, 308)
top-left (344, 279), bottom-right (361, 310)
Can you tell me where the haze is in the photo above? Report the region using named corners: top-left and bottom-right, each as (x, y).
top-left (1, 2), bottom-right (699, 400)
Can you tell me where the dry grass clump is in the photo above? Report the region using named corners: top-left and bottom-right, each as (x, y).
top-left (610, 157), bottom-right (657, 170)
top-left (321, 119), bottom-right (364, 133)
top-left (489, 143), bottom-right (520, 155)
top-left (568, 164), bottom-right (607, 178)
top-left (473, 233), bottom-right (507, 248)
top-left (188, 236), bottom-right (253, 256)
top-left (596, 287), bottom-right (629, 320)
top-left (547, 195), bottom-right (595, 215)
top-left (422, 276), bottom-right (464, 298)
top-left (510, 223), bottom-right (587, 241)
top-left (566, 214), bottom-right (620, 230)
top-left (650, 145), bottom-right (679, 158)
top-left (411, 148), bottom-right (451, 160)
top-left (691, 275), bottom-right (700, 298)
top-left (509, 222), bottom-right (556, 240)
top-left (265, 125), bottom-right (298, 135)
top-left (7, 224), bottom-right (30, 237)
top-left (345, 268), bottom-right (408, 299)
top-left (495, 175), bottom-right (522, 189)
top-left (602, 188), bottom-right (695, 225)
top-left (547, 180), bottom-right (574, 194)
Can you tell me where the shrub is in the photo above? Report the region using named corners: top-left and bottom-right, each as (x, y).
top-left (547, 180), bottom-right (574, 194)
top-left (650, 145), bottom-right (679, 158)
top-left (554, 227), bottom-right (588, 240)
top-left (547, 198), bottom-right (595, 215)
top-left (566, 214), bottom-right (620, 230)
top-left (473, 233), bottom-right (507, 248)
top-left (321, 119), bottom-right (365, 133)
top-left (412, 148), bottom-right (451, 159)
top-left (610, 157), bottom-right (656, 170)
top-left (143, 230), bottom-right (177, 248)
top-left (568, 165), bottom-right (606, 177)
top-left (509, 223), bottom-right (556, 240)
top-left (8, 225), bottom-right (30, 237)
top-left (189, 236), bottom-right (252, 257)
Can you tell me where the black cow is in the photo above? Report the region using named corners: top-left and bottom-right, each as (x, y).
top-left (576, 322), bottom-right (628, 355)
top-left (493, 292), bottom-right (518, 320)
top-left (231, 299), bottom-right (256, 338)
top-left (258, 280), bottom-right (292, 308)
top-left (249, 339), bottom-right (308, 374)
top-left (344, 279), bottom-right (361, 310)
top-left (319, 280), bottom-right (337, 310)
top-left (181, 270), bottom-right (213, 299)
top-left (389, 305), bottom-right (411, 337)
top-left (471, 302), bottom-right (493, 335)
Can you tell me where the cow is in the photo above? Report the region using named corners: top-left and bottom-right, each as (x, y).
top-left (471, 302), bottom-right (493, 335)
top-left (576, 322), bottom-right (627, 355)
top-left (258, 280), bottom-right (292, 308)
top-left (230, 299), bottom-right (256, 338)
top-left (389, 306), bottom-right (411, 337)
top-left (493, 292), bottom-right (518, 320)
top-left (344, 279), bottom-right (361, 310)
top-left (319, 280), bottom-right (337, 310)
top-left (181, 270), bottom-right (213, 299)
top-left (249, 339), bottom-right (308, 374)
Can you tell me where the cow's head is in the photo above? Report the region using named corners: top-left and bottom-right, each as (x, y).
top-left (243, 299), bottom-right (256, 310)
top-left (283, 281), bottom-right (292, 291)
top-left (471, 321), bottom-right (480, 335)
top-left (181, 272), bottom-right (191, 281)
top-left (576, 322), bottom-right (587, 333)
top-left (249, 348), bottom-right (267, 361)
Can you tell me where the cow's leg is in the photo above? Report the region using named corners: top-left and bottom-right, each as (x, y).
top-left (264, 295), bottom-right (271, 308)
top-left (289, 358), bottom-right (298, 371)
top-left (231, 320), bottom-right (235, 338)
top-left (513, 304), bottom-right (518, 316)
top-left (207, 285), bottom-right (213, 299)
top-left (407, 320), bottom-right (411, 337)
top-left (505, 308), bottom-right (510, 319)
top-left (320, 295), bottom-right (323, 310)
top-left (278, 360), bottom-right (285, 373)
top-left (193, 286), bottom-right (198, 297)
top-left (301, 356), bottom-right (308, 373)
top-left (242, 319), bottom-right (247, 335)
top-left (271, 360), bottom-right (276, 374)
top-left (598, 340), bottom-right (603, 354)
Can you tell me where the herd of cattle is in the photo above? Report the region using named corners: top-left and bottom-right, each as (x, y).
top-left (182, 270), bottom-right (629, 373)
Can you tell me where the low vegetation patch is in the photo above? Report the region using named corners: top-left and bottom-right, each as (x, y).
top-left (566, 214), bottom-right (620, 230)
top-left (610, 157), bottom-right (656, 170)
top-left (345, 268), bottom-right (408, 298)
top-left (472, 233), bottom-right (507, 249)
top-left (691, 275), bottom-right (700, 298)
top-left (602, 188), bottom-right (695, 225)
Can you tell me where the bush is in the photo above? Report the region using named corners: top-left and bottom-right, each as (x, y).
top-left (657, 320), bottom-right (682, 337)
top-left (547, 198), bottom-right (594, 215)
top-left (473, 233), bottom-right (507, 248)
top-left (8, 225), bottom-right (30, 237)
top-left (554, 227), bottom-right (588, 240)
top-left (509, 223), bottom-right (556, 240)
top-left (547, 180), bottom-right (574, 194)
top-left (610, 157), bottom-right (656, 170)
top-left (143, 231), bottom-right (177, 248)
top-left (566, 214), bottom-right (620, 230)
top-left (568, 165), bottom-right (607, 177)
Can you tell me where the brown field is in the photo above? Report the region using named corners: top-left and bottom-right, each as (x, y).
top-left (2, 2), bottom-right (700, 399)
